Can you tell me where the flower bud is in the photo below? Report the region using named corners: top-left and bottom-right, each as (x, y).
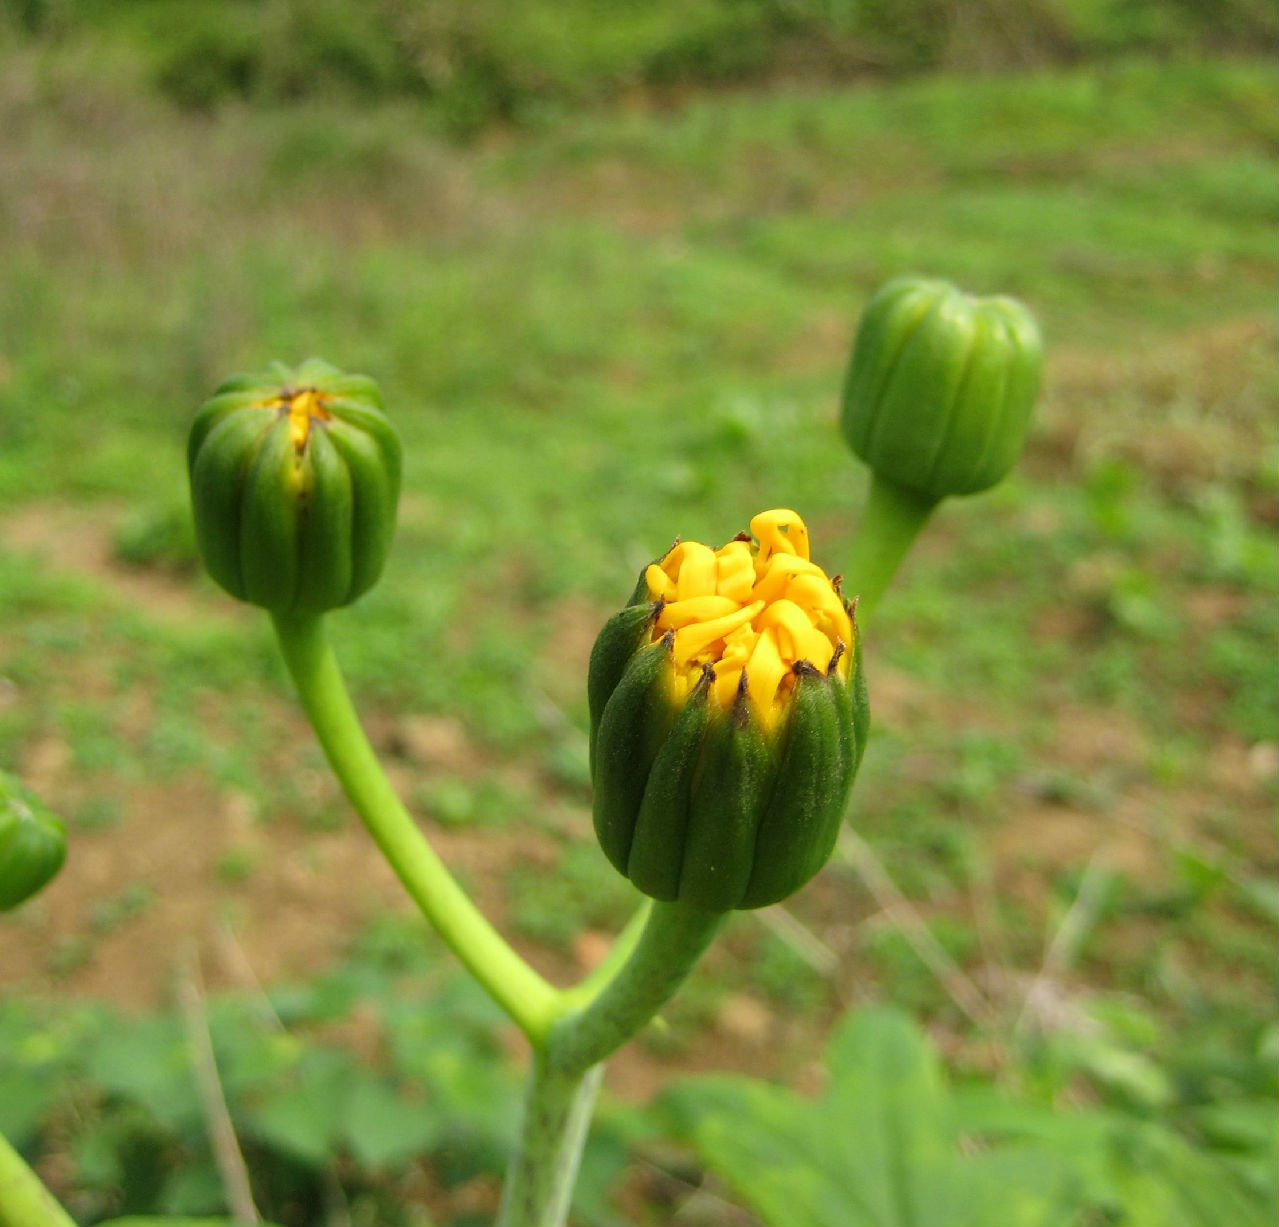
top-left (188, 359), bottom-right (402, 616)
top-left (0, 772), bottom-right (66, 911)
top-left (840, 277), bottom-right (1042, 500)
top-left (589, 510), bottom-right (869, 911)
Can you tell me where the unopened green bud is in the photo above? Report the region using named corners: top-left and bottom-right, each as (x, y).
top-left (188, 359), bottom-right (402, 616)
top-left (840, 277), bottom-right (1042, 500)
top-left (0, 772), bottom-right (66, 911)
top-left (589, 510), bottom-right (869, 912)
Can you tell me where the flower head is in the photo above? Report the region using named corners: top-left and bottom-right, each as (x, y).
top-left (589, 510), bottom-right (868, 911)
top-left (643, 509), bottom-right (853, 726)
top-left (841, 277), bottom-right (1042, 501)
top-left (187, 359), bottom-right (401, 616)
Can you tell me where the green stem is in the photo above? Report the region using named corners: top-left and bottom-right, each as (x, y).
top-left (271, 611), bottom-right (559, 1042)
top-left (549, 899), bottom-right (725, 1075)
top-left (0, 1132), bottom-right (75, 1227)
top-left (273, 612), bottom-right (726, 1222)
top-left (557, 899), bottom-right (651, 1014)
top-left (844, 473), bottom-right (939, 626)
top-left (500, 899), bottom-right (725, 1226)
top-left (496, 1057), bottom-right (603, 1227)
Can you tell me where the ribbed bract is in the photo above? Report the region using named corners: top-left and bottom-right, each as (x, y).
top-left (588, 515), bottom-right (869, 912)
top-left (841, 277), bottom-right (1042, 500)
top-left (188, 359), bottom-right (401, 616)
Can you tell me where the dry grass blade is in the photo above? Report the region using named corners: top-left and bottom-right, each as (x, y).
top-left (836, 829), bottom-right (997, 1028)
top-left (177, 949), bottom-right (262, 1225)
top-left (752, 903), bottom-right (840, 977)
top-left (1014, 850), bottom-right (1113, 1041)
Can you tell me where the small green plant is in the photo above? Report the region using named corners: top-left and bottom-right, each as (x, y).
top-left (0, 280), bottom-right (1056, 1226)
top-left (33, 267), bottom-right (1252, 1227)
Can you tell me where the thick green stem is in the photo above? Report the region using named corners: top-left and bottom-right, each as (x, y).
top-left (496, 1057), bottom-right (603, 1227)
top-left (500, 899), bottom-right (725, 1226)
top-left (549, 899), bottom-right (725, 1074)
top-left (271, 611), bottom-right (559, 1041)
top-left (0, 1132), bottom-right (75, 1227)
top-left (844, 473), bottom-right (939, 625)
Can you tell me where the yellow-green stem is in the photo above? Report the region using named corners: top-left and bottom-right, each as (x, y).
top-left (549, 899), bottom-right (725, 1072)
top-left (0, 1132), bottom-right (75, 1227)
top-left (271, 611), bottom-right (559, 1042)
top-left (844, 473), bottom-right (938, 625)
top-left (272, 613), bottom-right (727, 1227)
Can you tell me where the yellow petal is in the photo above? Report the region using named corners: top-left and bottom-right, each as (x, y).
top-left (787, 572), bottom-right (853, 654)
top-left (671, 541), bottom-right (718, 601)
top-left (750, 508), bottom-right (810, 563)
top-left (657, 595), bottom-right (740, 630)
top-left (757, 599), bottom-right (833, 667)
top-left (715, 542), bottom-right (756, 603)
top-left (751, 553), bottom-right (823, 605)
top-left (714, 666), bottom-right (744, 709)
top-left (673, 601), bottom-right (763, 668)
top-left (718, 623), bottom-right (756, 669)
top-left (645, 564), bottom-right (673, 600)
top-left (746, 628), bottom-right (788, 719)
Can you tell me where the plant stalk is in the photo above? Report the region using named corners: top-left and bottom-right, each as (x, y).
top-left (550, 899), bottom-right (725, 1071)
top-left (0, 1131), bottom-right (75, 1227)
top-left (498, 899), bottom-right (725, 1226)
top-left (271, 611), bottom-right (560, 1042)
top-left (496, 1057), bottom-right (604, 1227)
top-left (844, 473), bottom-right (938, 625)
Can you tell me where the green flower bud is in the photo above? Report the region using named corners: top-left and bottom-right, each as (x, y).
top-left (589, 510), bottom-right (869, 912)
top-left (840, 277), bottom-right (1043, 500)
top-left (0, 772), bottom-right (67, 911)
top-left (188, 358), bottom-right (402, 616)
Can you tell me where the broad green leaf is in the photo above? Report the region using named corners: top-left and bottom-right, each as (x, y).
top-left (343, 1073), bottom-right (440, 1169)
top-left (820, 1006), bottom-right (953, 1226)
top-left (0, 1063), bottom-right (59, 1145)
top-left (666, 1007), bottom-right (1101, 1227)
top-left (86, 1019), bottom-right (201, 1132)
top-left (238, 1048), bottom-right (355, 1167)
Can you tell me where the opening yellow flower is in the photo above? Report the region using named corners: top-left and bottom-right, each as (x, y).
top-left (587, 509), bottom-right (868, 911)
top-left (642, 510), bottom-right (854, 726)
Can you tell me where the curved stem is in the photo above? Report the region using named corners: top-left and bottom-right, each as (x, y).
top-left (271, 611), bottom-right (559, 1042)
top-left (0, 1132), bottom-right (75, 1227)
top-left (557, 898), bottom-right (651, 1014)
top-left (549, 899), bottom-right (725, 1074)
top-left (844, 473), bottom-right (938, 626)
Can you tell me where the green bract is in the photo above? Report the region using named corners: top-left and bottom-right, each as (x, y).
top-left (0, 772), bottom-right (67, 911)
top-left (588, 513), bottom-right (869, 912)
top-left (188, 358), bottom-right (402, 616)
top-left (840, 277), bottom-right (1043, 500)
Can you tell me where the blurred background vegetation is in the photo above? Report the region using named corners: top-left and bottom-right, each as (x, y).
top-left (0, 1), bottom-right (1275, 1224)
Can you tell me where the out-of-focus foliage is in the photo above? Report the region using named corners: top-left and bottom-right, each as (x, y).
top-left (3, 0), bottom-right (1275, 133)
top-left (5, 957), bottom-right (1274, 1226)
top-left (663, 1006), bottom-right (1278, 1227)
top-left (0, 2), bottom-right (1274, 1222)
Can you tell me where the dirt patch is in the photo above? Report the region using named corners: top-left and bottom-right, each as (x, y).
top-left (1035, 315), bottom-right (1278, 489)
top-left (1, 499), bottom-right (241, 628)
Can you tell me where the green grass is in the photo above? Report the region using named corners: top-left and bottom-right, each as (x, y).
top-left (0, 42), bottom-right (1275, 1227)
